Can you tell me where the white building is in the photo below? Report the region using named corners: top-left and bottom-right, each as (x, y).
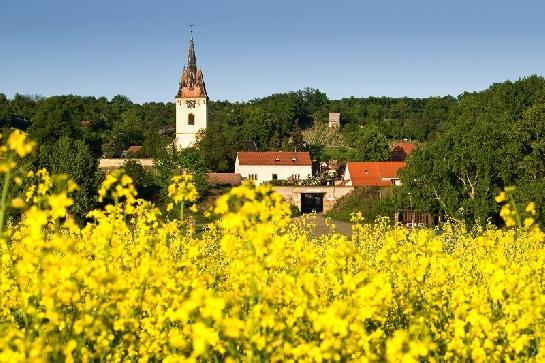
top-left (235, 152), bottom-right (313, 184)
top-left (175, 35), bottom-right (208, 149)
top-left (328, 113), bottom-right (340, 128)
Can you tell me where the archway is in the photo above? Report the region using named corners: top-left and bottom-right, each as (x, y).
top-left (301, 193), bottom-right (325, 213)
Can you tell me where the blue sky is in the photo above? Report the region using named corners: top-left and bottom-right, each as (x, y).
top-left (1, 0), bottom-right (544, 103)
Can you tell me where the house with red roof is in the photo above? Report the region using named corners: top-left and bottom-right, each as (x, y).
top-left (235, 151), bottom-right (313, 184)
top-left (343, 161), bottom-right (406, 187)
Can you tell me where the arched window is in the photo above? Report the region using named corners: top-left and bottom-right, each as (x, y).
top-left (188, 113), bottom-right (195, 125)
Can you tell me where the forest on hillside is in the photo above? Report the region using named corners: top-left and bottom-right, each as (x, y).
top-left (0, 88), bottom-right (453, 167)
top-left (2, 75), bottom-right (545, 225)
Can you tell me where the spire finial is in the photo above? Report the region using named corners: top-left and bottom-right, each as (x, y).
top-left (188, 24), bottom-right (196, 38)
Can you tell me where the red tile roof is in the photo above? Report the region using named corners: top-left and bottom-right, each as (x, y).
top-left (346, 161), bottom-right (406, 186)
top-left (237, 152), bottom-right (312, 166)
top-left (390, 142), bottom-right (417, 161)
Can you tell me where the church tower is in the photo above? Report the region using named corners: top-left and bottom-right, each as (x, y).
top-left (175, 34), bottom-right (208, 149)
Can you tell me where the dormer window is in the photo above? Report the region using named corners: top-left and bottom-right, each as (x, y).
top-left (275, 158), bottom-right (280, 162)
top-left (292, 158), bottom-right (297, 162)
top-left (364, 170), bottom-right (369, 174)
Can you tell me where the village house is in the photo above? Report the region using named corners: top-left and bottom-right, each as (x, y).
top-left (235, 151), bottom-right (313, 184)
top-left (343, 161), bottom-right (406, 187)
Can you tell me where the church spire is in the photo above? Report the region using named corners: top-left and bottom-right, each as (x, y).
top-left (176, 31), bottom-right (207, 99)
top-left (187, 34), bottom-right (197, 72)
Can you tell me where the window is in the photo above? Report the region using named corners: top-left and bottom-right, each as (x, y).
top-left (272, 174), bottom-right (278, 180)
top-left (292, 174), bottom-right (300, 180)
top-left (188, 113), bottom-right (195, 125)
top-left (248, 174), bottom-right (258, 181)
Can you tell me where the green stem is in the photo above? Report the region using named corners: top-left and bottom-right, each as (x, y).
top-left (180, 202), bottom-right (185, 221)
top-left (0, 155), bottom-right (14, 236)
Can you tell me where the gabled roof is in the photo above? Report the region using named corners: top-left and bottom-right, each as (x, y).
top-left (237, 151), bottom-right (312, 166)
top-left (346, 161), bottom-right (405, 186)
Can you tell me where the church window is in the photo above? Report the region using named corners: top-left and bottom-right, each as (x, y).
top-left (188, 113), bottom-right (195, 125)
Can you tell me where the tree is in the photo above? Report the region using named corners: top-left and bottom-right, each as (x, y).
top-left (37, 137), bottom-right (102, 222)
top-left (123, 159), bottom-right (159, 201)
top-left (105, 110), bottom-right (146, 154)
top-left (287, 122), bottom-right (306, 151)
top-left (401, 76), bottom-right (545, 225)
top-left (0, 93), bottom-right (9, 128)
top-left (154, 143), bottom-right (209, 197)
top-left (28, 96), bottom-right (82, 145)
top-left (195, 125), bottom-right (240, 171)
top-left (350, 125), bottom-right (390, 161)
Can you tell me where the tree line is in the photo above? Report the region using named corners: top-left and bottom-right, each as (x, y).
top-left (2, 76), bottom-right (545, 225)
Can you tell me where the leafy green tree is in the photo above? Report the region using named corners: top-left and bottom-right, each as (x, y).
top-left (103, 110), bottom-right (146, 156)
top-left (154, 144), bottom-right (208, 197)
top-left (37, 137), bottom-right (102, 222)
top-left (401, 76), bottom-right (545, 225)
top-left (350, 125), bottom-right (390, 161)
top-left (195, 124), bottom-right (240, 171)
top-left (10, 93), bottom-right (39, 129)
top-left (123, 159), bottom-right (160, 201)
top-left (0, 93), bottom-right (9, 128)
top-left (28, 96), bottom-right (84, 145)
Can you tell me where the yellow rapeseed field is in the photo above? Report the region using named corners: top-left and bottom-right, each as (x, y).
top-left (1, 130), bottom-right (545, 362)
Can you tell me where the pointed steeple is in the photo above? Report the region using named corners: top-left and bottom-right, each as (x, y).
top-left (187, 35), bottom-right (197, 72)
top-left (177, 32), bottom-right (207, 99)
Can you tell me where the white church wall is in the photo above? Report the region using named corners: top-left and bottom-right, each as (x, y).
top-left (175, 97), bottom-right (208, 149)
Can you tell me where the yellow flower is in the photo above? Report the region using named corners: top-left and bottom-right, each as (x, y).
top-left (525, 202), bottom-right (536, 215)
top-left (6, 129), bottom-right (35, 157)
top-left (495, 191), bottom-right (507, 203)
top-left (48, 193), bottom-right (74, 219)
top-left (10, 198), bottom-right (25, 209)
top-left (524, 217), bottom-right (534, 228)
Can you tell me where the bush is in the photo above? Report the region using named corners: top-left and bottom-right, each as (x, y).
top-left (326, 186), bottom-right (400, 222)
